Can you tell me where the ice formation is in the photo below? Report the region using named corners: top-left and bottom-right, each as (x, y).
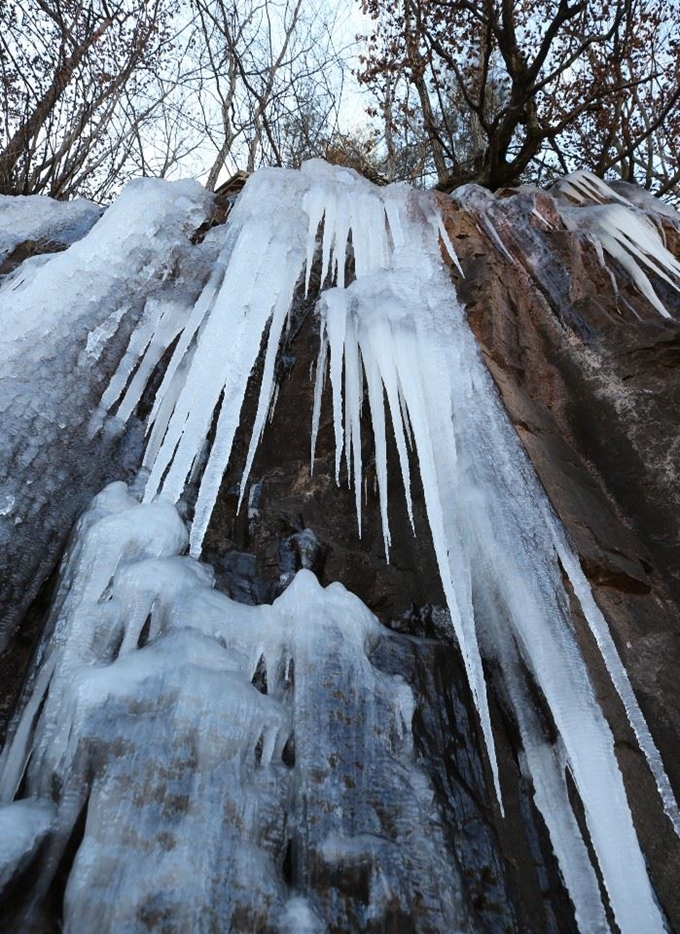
top-left (553, 170), bottom-right (680, 318)
top-left (92, 162), bottom-right (677, 930)
top-left (0, 192), bottom-right (103, 266)
top-left (0, 484), bottom-right (468, 932)
top-left (0, 177), bottom-right (215, 651)
top-left (1, 162), bottom-right (677, 932)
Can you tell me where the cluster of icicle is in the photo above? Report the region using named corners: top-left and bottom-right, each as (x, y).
top-left (1, 483), bottom-right (459, 931)
top-left (554, 170), bottom-right (680, 317)
top-left (99, 160), bottom-right (678, 933)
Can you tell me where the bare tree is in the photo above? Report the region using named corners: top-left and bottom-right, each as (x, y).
top-left (189, 0), bottom-right (349, 189)
top-left (358, 0), bottom-right (680, 197)
top-left (0, 0), bottom-right (366, 200)
top-left (0, 0), bottom-right (178, 199)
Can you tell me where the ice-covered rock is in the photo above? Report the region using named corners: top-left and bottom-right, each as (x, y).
top-left (0, 193), bottom-right (103, 269)
top-left (0, 178), bottom-right (215, 652)
top-left (0, 484), bottom-right (470, 933)
top-left (1, 162), bottom-right (679, 933)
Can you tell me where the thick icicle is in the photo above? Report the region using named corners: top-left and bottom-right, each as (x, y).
top-left (545, 507), bottom-right (680, 837)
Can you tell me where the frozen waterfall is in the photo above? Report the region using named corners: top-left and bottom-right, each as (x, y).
top-left (0, 162), bottom-right (677, 933)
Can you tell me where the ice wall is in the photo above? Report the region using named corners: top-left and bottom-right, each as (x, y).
top-left (97, 161), bottom-right (675, 932)
top-left (0, 163), bottom-right (677, 933)
top-left (0, 178), bottom-right (215, 651)
top-left (0, 484), bottom-right (469, 933)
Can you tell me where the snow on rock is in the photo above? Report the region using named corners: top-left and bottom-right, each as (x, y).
top-left (88, 161), bottom-right (675, 933)
top-left (0, 799), bottom-right (56, 891)
top-left (277, 897), bottom-right (325, 934)
top-left (0, 178), bottom-right (215, 651)
top-left (0, 177), bottom-right (211, 347)
top-left (0, 193), bottom-right (103, 268)
top-left (0, 484), bottom-right (467, 933)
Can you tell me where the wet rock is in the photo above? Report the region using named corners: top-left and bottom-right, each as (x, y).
top-left (440, 186), bottom-right (680, 929)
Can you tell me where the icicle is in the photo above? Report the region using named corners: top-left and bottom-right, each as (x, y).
top-left (333, 197), bottom-right (352, 290)
top-left (268, 382), bottom-right (280, 424)
top-left (143, 244), bottom-right (230, 442)
top-left (487, 606), bottom-right (609, 934)
top-left (320, 189), bottom-right (337, 286)
top-left (559, 203), bottom-right (679, 318)
top-left (310, 330), bottom-right (328, 471)
top-left (343, 313), bottom-right (364, 535)
top-left (303, 184), bottom-right (328, 296)
top-left (554, 170), bottom-right (634, 207)
top-left (324, 289), bottom-right (348, 485)
top-left (362, 335), bottom-right (391, 558)
top-left (382, 190), bottom-right (406, 255)
top-left (237, 280), bottom-right (301, 514)
top-left (373, 333), bottom-right (415, 532)
top-left (429, 199), bottom-right (464, 276)
top-left (545, 509), bottom-right (680, 837)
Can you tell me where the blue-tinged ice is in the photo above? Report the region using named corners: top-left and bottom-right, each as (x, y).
top-left (0, 193), bottom-right (103, 267)
top-left (0, 177), bottom-right (214, 653)
top-left (82, 161), bottom-right (677, 932)
top-left (0, 483), bottom-right (469, 932)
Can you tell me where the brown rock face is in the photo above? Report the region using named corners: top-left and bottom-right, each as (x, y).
top-left (440, 185), bottom-right (680, 927)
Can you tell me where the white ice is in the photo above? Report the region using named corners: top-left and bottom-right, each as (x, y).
top-left (0, 482), bottom-right (467, 931)
top-left (308, 184), bottom-right (671, 932)
top-left (553, 170), bottom-right (680, 318)
top-left (0, 193), bottom-right (102, 266)
top-left (36, 161), bottom-right (679, 932)
top-left (0, 799), bottom-right (56, 891)
top-left (0, 176), bottom-right (215, 652)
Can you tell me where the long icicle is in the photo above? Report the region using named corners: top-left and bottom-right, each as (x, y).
top-left (95, 161), bottom-right (677, 933)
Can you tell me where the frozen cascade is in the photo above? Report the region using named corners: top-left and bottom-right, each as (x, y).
top-left (0, 483), bottom-right (470, 933)
top-left (87, 160), bottom-right (677, 932)
top-left (0, 176), bottom-right (215, 651)
top-left (310, 246), bottom-right (672, 934)
top-left (0, 162), bottom-right (677, 931)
